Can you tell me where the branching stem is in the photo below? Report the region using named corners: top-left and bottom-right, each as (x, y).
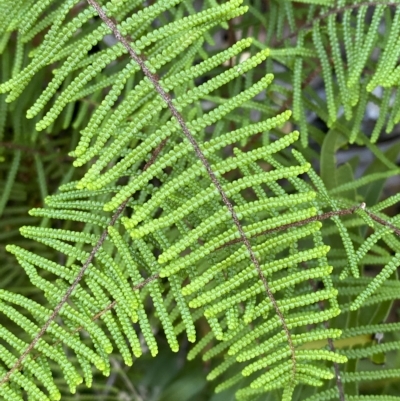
top-left (85, 0), bottom-right (297, 383)
top-left (277, 1), bottom-right (400, 46)
top-left (0, 199), bottom-right (129, 387)
top-left (0, 119), bottom-right (169, 387)
top-left (2, 0), bottom-right (400, 392)
top-left (220, 203), bottom-right (400, 248)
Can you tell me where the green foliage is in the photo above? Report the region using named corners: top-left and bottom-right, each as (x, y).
top-left (0, 0), bottom-right (399, 400)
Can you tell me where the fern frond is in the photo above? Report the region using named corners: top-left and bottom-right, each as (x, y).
top-left (1, 1), bottom-right (400, 400)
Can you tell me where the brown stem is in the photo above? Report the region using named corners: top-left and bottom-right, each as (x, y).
top-left (365, 211), bottom-right (400, 237)
top-left (276, 1), bottom-right (399, 46)
top-left (3, 0), bottom-right (400, 389)
top-left (220, 205), bottom-right (363, 248)
top-left (0, 115), bottom-right (169, 387)
top-left (219, 203), bottom-right (400, 249)
top-left (143, 137), bottom-right (169, 171)
top-left (43, 273), bottom-right (160, 353)
top-left (85, 0), bottom-right (297, 382)
top-left (216, 203), bottom-right (400, 250)
top-left (0, 200), bottom-right (129, 387)
top-left (3, 194), bottom-right (398, 385)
